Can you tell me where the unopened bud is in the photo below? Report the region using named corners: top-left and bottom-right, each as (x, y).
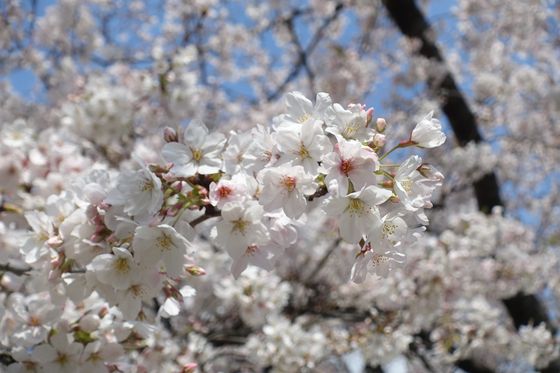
top-left (185, 264), bottom-right (206, 276)
top-left (182, 363), bottom-right (198, 373)
top-left (366, 108), bottom-right (374, 127)
top-left (382, 180), bottom-right (394, 188)
top-left (372, 134), bottom-right (386, 148)
top-left (163, 127), bottom-right (178, 143)
top-left (98, 307), bottom-right (109, 318)
top-left (149, 163), bottom-right (172, 174)
top-left (376, 118), bottom-right (386, 133)
top-left (174, 181), bottom-right (185, 193)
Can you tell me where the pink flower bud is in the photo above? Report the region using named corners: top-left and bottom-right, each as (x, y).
top-left (163, 127), bottom-right (178, 142)
top-left (366, 108), bottom-right (374, 126)
top-left (376, 118), bottom-right (387, 132)
top-left (185, 264), bottom-right (206, 276)
top-left (372, 133), bottom-right (386, 148)
top-left (182, 363), bottom-right (198, 373)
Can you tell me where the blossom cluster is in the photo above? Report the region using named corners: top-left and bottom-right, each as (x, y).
top-left (1, 91), bottom-right (446, 371)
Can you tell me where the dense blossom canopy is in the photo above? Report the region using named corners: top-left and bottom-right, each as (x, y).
top-left (0, 0), bottom-right (559, 372)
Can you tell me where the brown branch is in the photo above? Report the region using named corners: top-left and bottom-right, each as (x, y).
top-left (0, 263), bottom-right (31, 276)
top-left (267, 3), bottom-right (344, 102)
top-left (305, 238), bottom-right (341, 284)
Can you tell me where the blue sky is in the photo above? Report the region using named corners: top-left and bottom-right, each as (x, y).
top-left (4, 0), bottom-right (456, 103)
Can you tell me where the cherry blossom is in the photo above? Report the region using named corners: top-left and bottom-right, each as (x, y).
top-left (258, 165), bottom-right (317, 218)
top-left (133, 224), bottom-right (191, 277)
top-left (1, 1), bottom-right (557, 371)
top-left (410, 111), bottom-right (447, 148)
top-left (162, 120), bottom-right (226, 176)
top-left (323, 185), bottom-right (393, 244)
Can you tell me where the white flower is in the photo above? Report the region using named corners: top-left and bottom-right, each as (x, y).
top-left (277, 91), bottom-right (331, 125)
top-left (133, 224), bottom-right (191, 277)
top-left (349, 212), bottom-right (408, 282)
top-left (32, 333), bottom-right (83, 373)
top-left (88, 247), bottom-right (139, 290)
top-left (410, 111), bottom-right (446, 148)
top-left (258, 165), bottom-right (317, 218)
top-left (213, 201), bottom-right (269, 271)
top-left (10, 293), bottom-right (60, 347)
top-left (394, 155), bottom-right (430, 211)
top-left (222, 130), bottom-right (253, 174)
top-left (325, 103), bottom-right (373, 141)
top-left (116, 271), bottom-right (161, 319)
top-left (230, 243), bottom-right (277, 279)
top-left (365, 210), bottom-right (409, 253)
top-left (105, 165), bottom-right (163, 218)
top-left (274, 119), bottom-right (331, 174)
top-left (162, 120), bottom-right (226, 176)
top-left (2, 118), bottom-right (34, 149)
top-left (323, 185), bottom-right (392, 243)
top-left (208, 172), bottom-right (254, 209)
top-left (80, 341), bottom-right (124, 373)
top-left (21, 211), bottom-right (54, 264)
top-left (244, 124), bottom-right (278, 172)
top-left (321, 139), bottom-right (379, 196)
top-left (350, 246), bottom-right (405, 283)
top-left (6, 346), bottom-right (42, 373)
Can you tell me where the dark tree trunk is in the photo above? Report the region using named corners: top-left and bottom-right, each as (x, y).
top-left (381, 0), bottom-right (558, 372)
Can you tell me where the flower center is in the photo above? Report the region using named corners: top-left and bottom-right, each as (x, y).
top-left (281, 176), bottom-right (297, 192)
top-left (157, 233), bottom-right (174, 251)
top-left (55, 353), bottom-right (69, 366)
top-left (231, 218), bottom-right (248, 234)
top-left (114, 257), bottom-right (130, 274)
top-left (342, 116), bottom-right (363, 138)
top-left (382, 222), bottom-right (396, 238)
top-left (339, 159), bottom-right (353, 176)
top-left (88, 351), bottom-right (102, 362)
top-left (347, 198), bottom-right (367, 215)
top-left (371, 253), bottom-right (390, 267)
top-left (129, 284), bottom-right (145, 298)
top-left (191, 148), bottom-right (203, 162)
top-left (261, 150), bottom-right (272, 162)
top-left (297, 113), bottom-right (310, 123)
top-left (217, 185), bottom-right (232, 199)
top-left (142, 179), bottom-right (154, 192)
top-left (298, 143), bottom-right (310, 159)
top-left (400, 179), bottom-right (413, 193)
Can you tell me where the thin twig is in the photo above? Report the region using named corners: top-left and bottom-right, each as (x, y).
top-left (305, 238), bottom-right (341, 283)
